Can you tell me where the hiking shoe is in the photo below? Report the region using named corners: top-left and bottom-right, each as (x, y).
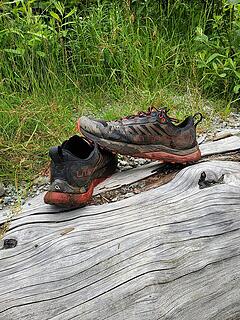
top-left (44, 135), bottom-right (118, 208)
top-left (77, 107), bottom-right (203, 163)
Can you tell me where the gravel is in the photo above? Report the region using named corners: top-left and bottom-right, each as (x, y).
top-left (1, 111), bottom-right (239, 210)
top-left (0, 179), bottom-right (50, 210)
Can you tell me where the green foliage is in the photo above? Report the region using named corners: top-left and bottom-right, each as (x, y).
top-left (0, 0), bottom-right (207, 92)
top-left (195, 0), bottom-right (240, 97)
top-left (0, 0), bottom-right (239, 183)
top-left (1, 0), bottom-right (239, 98)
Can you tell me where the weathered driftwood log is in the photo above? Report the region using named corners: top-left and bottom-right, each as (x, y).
top-left (0, 159), bottom-right (240, 320)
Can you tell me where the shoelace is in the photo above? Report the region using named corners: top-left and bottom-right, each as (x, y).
top-left (120, 106), bottom-right (179, 122)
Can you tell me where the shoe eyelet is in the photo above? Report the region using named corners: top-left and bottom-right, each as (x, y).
top-left (159, 116), bottom-right (166, 123)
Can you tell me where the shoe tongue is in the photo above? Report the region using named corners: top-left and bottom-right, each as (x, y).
top-left (160, 109), bottom-right (179, 124)
top-left (151, 111), bottom-right (158, 117)
top-left (163, 111), bottom-right (172, 122)
top-left (96, 119), bottom-right (108, 127)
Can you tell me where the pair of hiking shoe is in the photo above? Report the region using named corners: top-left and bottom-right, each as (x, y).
top-left (44, 107), bottom-right (202, 208)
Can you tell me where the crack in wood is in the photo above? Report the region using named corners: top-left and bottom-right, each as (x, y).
top-left (0, 139), bottom-right (240, 320)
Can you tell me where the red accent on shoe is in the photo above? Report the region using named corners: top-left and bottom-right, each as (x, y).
top-left (77, 118), bottom-right (81, 133)
top-left (133, 149), bottom-right (201, 163)
top-left (44, 176), bottom-right (108, 208)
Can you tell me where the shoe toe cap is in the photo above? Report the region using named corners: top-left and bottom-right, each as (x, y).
top-left (78, 116), bottom-right (103, 135)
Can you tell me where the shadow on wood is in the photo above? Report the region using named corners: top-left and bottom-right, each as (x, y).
top-left (0, 160), bottom-right (240, 320)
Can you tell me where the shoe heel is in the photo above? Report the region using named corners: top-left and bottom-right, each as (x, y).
top-left (44, 182), bottom-right (95, 208)
top-left (44, 175), bottom-right (113, 208)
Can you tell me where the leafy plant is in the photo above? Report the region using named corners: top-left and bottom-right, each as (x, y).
top-left (195, 0), bottom-right (240, 98)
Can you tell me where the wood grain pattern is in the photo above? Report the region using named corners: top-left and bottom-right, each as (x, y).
top-left (0, 160), bottom-right (240, 320)
top-left (200, 135), bottom-right (240, 157)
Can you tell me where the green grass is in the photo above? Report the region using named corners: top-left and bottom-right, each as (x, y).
top-left (0, 0), bottom-right (238, 184)
top-left (0, 84), bottom-right (227, 185)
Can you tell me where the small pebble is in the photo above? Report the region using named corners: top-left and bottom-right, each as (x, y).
top-left (119, 160), bottom-right (128, 166)
top-left (137, 159), bottom-right (148, 166)
top-left (121, 165), bottom-right (133, 171)
top-left (125, 192), bottom-right (135, 198)
top-left (3, 197), bottom-right (12, 205)
top-left (33, 176), bottom-right (49, 186)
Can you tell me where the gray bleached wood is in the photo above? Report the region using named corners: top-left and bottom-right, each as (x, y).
top-left (200, 135), bottom-right (240, 156)
top-left (0, 160), bottom-right (240, 320)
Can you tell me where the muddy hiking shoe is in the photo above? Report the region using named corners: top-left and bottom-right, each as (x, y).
top-left (44, 135), bottom-right (118, 208)
top-left (77, 107), bottom-right (203, 163)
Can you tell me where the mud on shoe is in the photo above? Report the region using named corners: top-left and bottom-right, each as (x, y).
top-left (44, 135), bottom-right (118, 208)
top-left (77, 107), bottom-right (203, 164)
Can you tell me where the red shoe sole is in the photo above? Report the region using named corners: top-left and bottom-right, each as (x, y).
top-left (133, 149), bottom-right (201, 163)
top-left (44, 177), bottom-right (108, 208)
